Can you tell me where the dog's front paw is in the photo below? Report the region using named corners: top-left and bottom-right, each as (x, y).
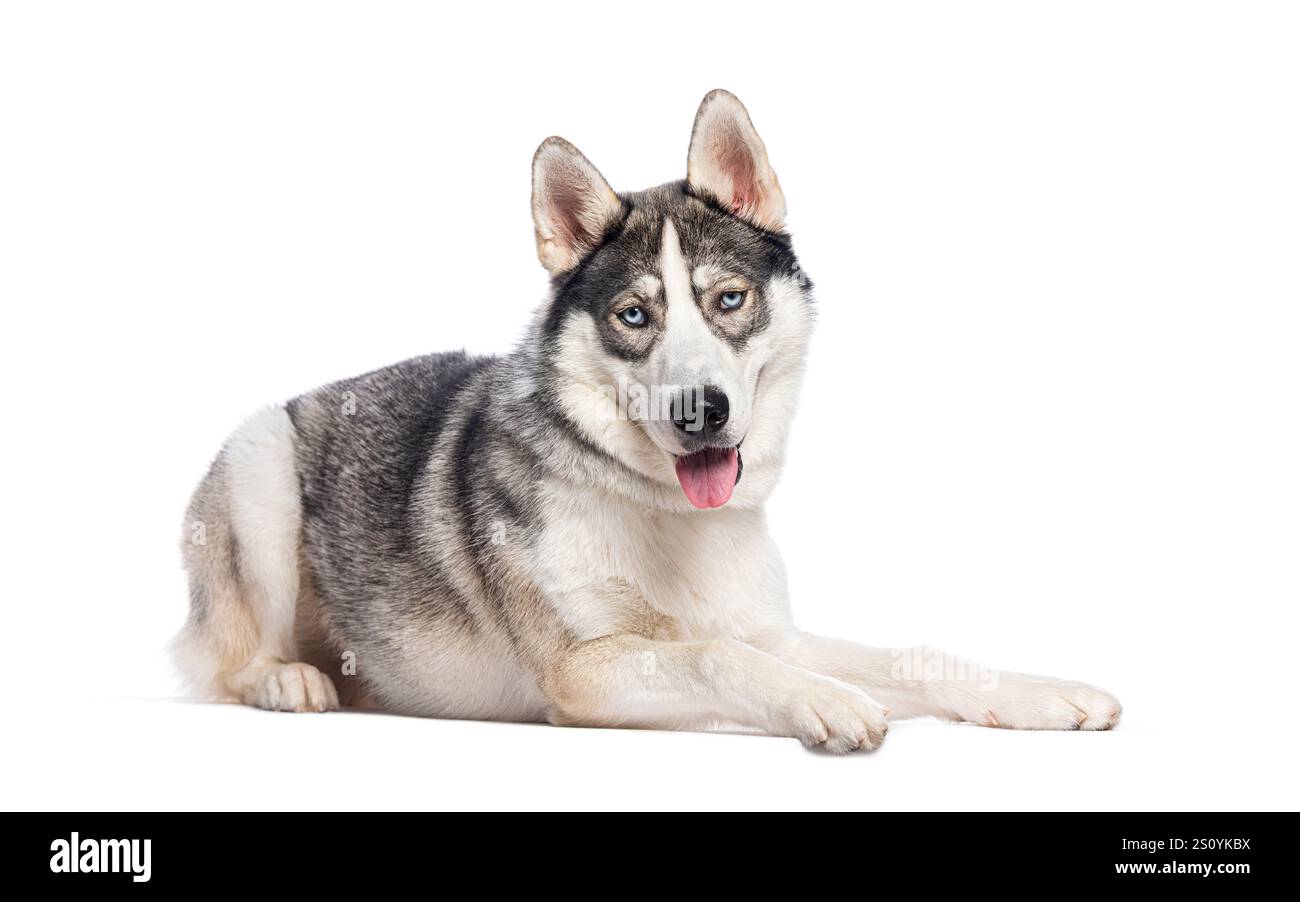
top-left (777, 679), bottom-right (889, 753)
top-left (247, 662), bottom-right (340, 713)
top-left (961, 679), bottom-right (1121, 731)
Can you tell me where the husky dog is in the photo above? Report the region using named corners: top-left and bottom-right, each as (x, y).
top-left (177, 91), bottom-right (1120, 752)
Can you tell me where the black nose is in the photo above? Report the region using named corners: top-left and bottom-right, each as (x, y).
top-left (672, 385), bottom-right (730, 436)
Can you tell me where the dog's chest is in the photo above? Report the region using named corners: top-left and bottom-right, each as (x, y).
top-left (533, 483), bottom-right (790, 641)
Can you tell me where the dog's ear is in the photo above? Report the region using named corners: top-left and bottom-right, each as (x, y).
top-left (687, 90), bottom-right (786, 232)
top-left (531, 136), bottom-right (624, 276)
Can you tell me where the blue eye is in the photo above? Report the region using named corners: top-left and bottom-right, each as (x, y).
top-left (618, 306), bottom-right (647, 327)
top-left (720, 290), bottom-right (746, 310)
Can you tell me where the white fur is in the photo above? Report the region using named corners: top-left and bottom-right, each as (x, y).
top-left (223, 407), bottom-right (303, 663)
top-left (532, 479), bottom-right (790, 642)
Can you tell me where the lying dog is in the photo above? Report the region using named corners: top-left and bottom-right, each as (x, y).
top-left (176, 90), bottom-right (1120, 751)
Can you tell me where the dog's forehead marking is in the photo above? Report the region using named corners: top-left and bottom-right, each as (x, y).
top-left (656, 216), bottom-right (724, 373)
top-left (692, 263), bottom-right (723, 290)
top-left (633, 273), bottom-right (662, 297)
top-left (658, 218), bottom-right (694, 312)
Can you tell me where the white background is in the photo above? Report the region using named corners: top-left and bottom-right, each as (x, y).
top-left (2, 1), bottom-right (1297, 811)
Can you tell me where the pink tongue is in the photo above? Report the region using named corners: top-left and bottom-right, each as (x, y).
top-left (674, 448), bottom-right (740, 509)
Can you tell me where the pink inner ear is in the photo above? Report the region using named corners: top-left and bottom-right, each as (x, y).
top-left (547, 172), bottom-right (594, 251)
top-left (714, 126), bottom-right (760, 218)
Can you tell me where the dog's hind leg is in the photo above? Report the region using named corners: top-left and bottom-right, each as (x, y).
top-left (174, 407), bottom-right (339, 712)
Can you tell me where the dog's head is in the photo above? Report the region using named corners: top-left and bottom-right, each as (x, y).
top-left (532, 90), bottom-right (814, 510)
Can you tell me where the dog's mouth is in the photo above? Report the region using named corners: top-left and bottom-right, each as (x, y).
top-left (674, 446), bottom-right (742, 509)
